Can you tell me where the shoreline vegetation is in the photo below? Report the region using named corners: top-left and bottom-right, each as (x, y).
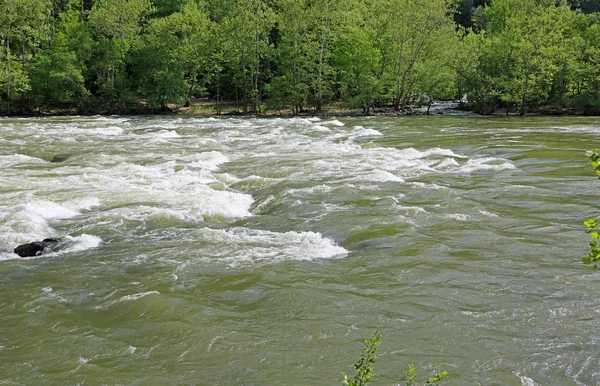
top-left (1, 0), bottom-right (599, 118)
top-left (0, 98), bottom-right (593, 118)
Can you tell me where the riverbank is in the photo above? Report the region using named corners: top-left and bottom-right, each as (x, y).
top-left (0, 99), bottom-right (413, 118)
top-left (0, 99), bottom-right (594, 117)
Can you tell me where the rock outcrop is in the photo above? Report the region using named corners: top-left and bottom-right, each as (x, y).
top-left (14, 238), bottom-right (60, 257)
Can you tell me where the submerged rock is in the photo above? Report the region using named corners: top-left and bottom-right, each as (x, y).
top-left (14, 238), bottom-right (60, 257)
top-left (50, 154), bottom-right (70, 163)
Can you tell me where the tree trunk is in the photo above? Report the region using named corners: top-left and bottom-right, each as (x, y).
top-left (520, 71), bottom-right (529, 117)
top-left (215, 70), bottom-right (221, 115)
top-left (316, 35), bottom-right (325, 112)
top-left (7, 28), bottom-right (11, 114)
top-left (241, 36), bottom-right (248, 113)
top-left (316, 2), bottom-right (330, 113)
top-left (393, 44), bottom-right (404, 110)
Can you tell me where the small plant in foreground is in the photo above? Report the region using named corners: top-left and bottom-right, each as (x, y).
top-left (404, 365), bottom-right (448, 386)
top-left (342, 332), bottom-right (447, 386)
top-left (584, 150), bottom-right (600, 268)
top-left (584, 218), bottom-right (600, 268)
top-left (342, 331), bottom-right (381, 386)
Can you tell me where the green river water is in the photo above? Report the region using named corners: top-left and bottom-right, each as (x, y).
top-left (0, 115), bottom-right (599, 385)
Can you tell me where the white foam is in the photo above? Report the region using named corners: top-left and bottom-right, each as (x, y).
top-left (0, 251), bottom-right (19, 261)
top-left (479, 210), bottom-right (499, 218)
top-left (364, 170), bottom-right (405, 183)
top-left (411, 182), bottom-right (448, 190)
top-left (93, 116), bottom-right (130, 125)
top-left (395, 204), bottom-right (427, 214)
top-left (516, 373), bottom-right (538, 386)
top-left (321, 119), bottom-right (345, 126)
top-left (23, 200), bottom-right (80, 220)
top-left (104, 185), bottom-right (254, 221)
top-left (155, 130), bottom-right (180, 139)
top-left (141, 122), bottom-right (177, 130)
top-left (190, 228), bottom-right (347, 265)
top-left (423, 147), bottom-right (466, 158)
top-left (435, 158), bottom-right (460, 168)
top-left (64, 197), bottom-right (101, 212)
top-left (94, 126), bottom-right (124, 136)
top-left (117, 291), bottom-right (160, 303)
top-left (446, 213), bottom-right (469, 221)
top-left (460, 158), bottom-right (516, 173)
top-left (556, 125), bottom-right (600, 133)
top-left (0, 154), bottom-right (46, 168)
top-left (2, 198), bottom-right (97, 244)
top-left (286, 185), bottom-right (333, 196)
top-left (1, 200), bottom-right (82, 244)
top-left (351, 126), bottom-right (383, 137)
top-left (187, 151), bottom-right (229, 171)
top-left (77, 156), bottom-right (253, 221)
top-left (61, 234), bottom-right (102, 253)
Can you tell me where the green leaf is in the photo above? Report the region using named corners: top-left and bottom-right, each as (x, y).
top-left (583, 256), bottom-right (592, 265)
top-left (592, 232), bottom-right (599, 239)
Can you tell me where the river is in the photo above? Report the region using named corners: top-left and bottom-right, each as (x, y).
top-left (1, 115), bottom-right (599, 385)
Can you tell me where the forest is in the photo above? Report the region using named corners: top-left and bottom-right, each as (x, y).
top-left (0, 0), bottom-right (599, 115)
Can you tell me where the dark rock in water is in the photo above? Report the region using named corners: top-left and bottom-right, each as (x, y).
top-left (14, 238), bottom-right (60, 257)
top-left (50, 154), bottom-right (69, 163)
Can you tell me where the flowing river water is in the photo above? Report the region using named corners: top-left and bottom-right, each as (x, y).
top-left (1, 115), bottom-right (599, 385)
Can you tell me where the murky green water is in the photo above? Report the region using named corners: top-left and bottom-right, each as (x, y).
top-left (1, 115), bottom-right (599, 385)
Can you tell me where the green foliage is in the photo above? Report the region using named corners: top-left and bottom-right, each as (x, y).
top-left (342, 331), bottom-right (381, 386)
top-left (586, 149), bottom-right (600, 176)
top-left (334, 4), bottom-right (383, 114)
top-left (0, 0), bottom-right (50, 108)
top-left (341, 332), bottom-right (447, 385)
top-left (404, 365), bottom-right (448, 385)
top-left (459, 0), bottom-right (579, 114)
top-left (30, 10), bottom-right (91, 103)
top-left (132, 0), bottom-right (213, 109)
top-left (88, 0), bottom-right (153, 99)
top-left (583, 217), bottom-right (600, 268)
top-left (1, 0), bottom-right (600, 114)
top-left (584, 149), bottom-right (600, 268)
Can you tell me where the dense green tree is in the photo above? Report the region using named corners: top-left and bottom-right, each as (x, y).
top-left (571, 13), bottom-right (600, 114)
top-left (88, 0), bottom-right (153, 99)
top-left (30, 10), bottom-right (92, 103)
top-left (217, 0), bottom-right (275, 113)
top-left (266, 0), bottom-right (313, 113)
top-left (0, 0), bottom-right (598, 115)
top-left (311, 0), bottom-right (342, 112)
top-left (374, 0), bottom-right (455, 109)
top-left (133, 0), bottom-right (212, 109)
top-left (459, 0), bottom-right (586, 115)
top-left (334, 1), bottom-right (382, 113)
top-left (453, 0), bottom-right (474, 29)
top-left (413, 31), bottom-right (459, 113)
top-left (0, 0), bottom-right (50, 111)
top-left (569, 0), bottom-right (600, 14)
